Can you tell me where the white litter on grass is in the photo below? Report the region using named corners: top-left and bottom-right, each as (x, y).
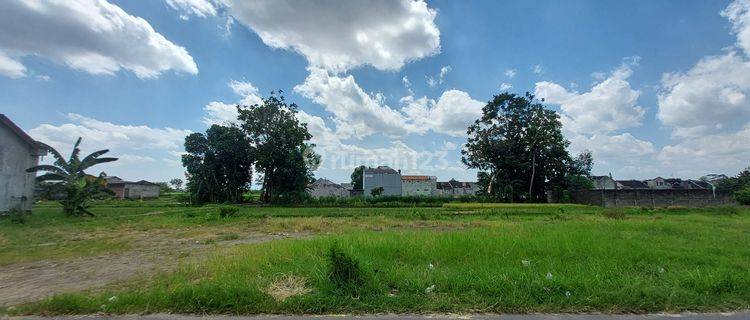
top-left (546, 272), bottom-right (553, 280)
top-left (425, 284), bottom-right (436, 294)
top-left (658, 267), bottom-right (666, 274)
top-left (428, 263), bottom-right (435, 270)
top-left (108, 296), bottom-right (117, 302)
top-left (522, 260), bottom-right (531, 267)
top-left (565, 291), bottom-right (571, 298)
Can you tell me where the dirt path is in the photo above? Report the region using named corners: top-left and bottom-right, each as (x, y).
top-left (0, 232), bottom-right (309, 307)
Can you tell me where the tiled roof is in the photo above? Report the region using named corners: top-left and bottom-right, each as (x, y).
top-left (616, 180), bottom-right (649, 189)
top-left (402, 175), bottom-right (433, 181)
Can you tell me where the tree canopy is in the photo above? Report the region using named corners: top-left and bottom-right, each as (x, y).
top-left (237, 92), bottom-right (319, 203)
top-left (350, 165), bottom-right (364, 190)
top-left (462, 92), bottom-right (572, 202)
top-left (182, 124), bottom-right (254, 203)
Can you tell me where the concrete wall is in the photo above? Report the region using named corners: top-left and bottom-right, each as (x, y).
top-left (0, 125), bottom-right (40, 212)
top-left (111, 184), bottom-right (160, 199)
top-left (310, 184), bottom-right (348, 198)
top-left (402, 178), bottom-right (436, 196)
top-left (363, 172), bottom-right (402, 196)
top-left (565, 189), bottom-right (735, 208)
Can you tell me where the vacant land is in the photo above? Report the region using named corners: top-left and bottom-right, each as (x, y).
top-left (1, 198), bottom-right (748, 316)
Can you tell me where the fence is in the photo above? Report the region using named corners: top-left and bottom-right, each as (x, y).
top-left (553, 189), bottom-right (735, 208)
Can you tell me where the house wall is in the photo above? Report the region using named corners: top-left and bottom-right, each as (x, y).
top-left (0, 125), bottom-right (40, 212)
top-left (593, 177), bottom-right (616, 190)
top-left (123, 184), bottom-right (160, 199)
top-left (402, 178), bottom-right (436, 196)
top-left (363, 172), bottom-right (402, 196)
top-left (564, 189), bottom-right (735, 208)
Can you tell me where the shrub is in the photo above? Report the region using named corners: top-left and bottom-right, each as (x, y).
top-left (218, 206), bottom-right (239, 218)
top-left (328, 244), bottom-right (372, 295)
top-left (6, 208), bottom-right (26, 224)
top-left (735, 186), bottom-right (750, 205)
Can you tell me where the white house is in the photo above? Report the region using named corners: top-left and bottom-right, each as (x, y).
top-left (401, 175), bottom-right (437, 196)
top-left (0, 114), bottom-right (44, 212)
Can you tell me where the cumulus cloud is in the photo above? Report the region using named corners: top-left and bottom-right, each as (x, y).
top-left (653, 0), bottom-right (750, 176)
top-left (28, 113), bottom-right (191, 181)
top-left (295, 68), bottom-right (413, 138)
top-left (0, 0), bottom-right (198, 79)
top-left (535, 59), bottom-right (645, 135)
top-left (499, 83), bottom-right (513, 91)
top-left (426, 65), bottom-right (451, 87)
top-left (202, 80), bottom-right (264, 125)
top-left (504, 69), bottom-right (516, 78)
top-left (402, 90), bottom-right (484, 137)
top-left (227, 0), bottom-right (440, 73)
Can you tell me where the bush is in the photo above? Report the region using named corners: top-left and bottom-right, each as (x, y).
top-left (4, 208), bottom-right (26, 224)
top-left (327, 244), bottom-right (372, 295)
top-left (735, 186), bottom-right (750, 205)
top-left (218, 206), bottom-right (239, 218)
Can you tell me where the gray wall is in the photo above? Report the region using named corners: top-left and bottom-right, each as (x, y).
top-left (402, 178), bottom-right (436, 196)
top-left (0, 125), bottom-right (40, 212)
top-left (124, 184), bottom-right (160, 199)
top-left (565, 189), bottom-right (735, 208)
top-left (363, 172), bottom-right (402, 196)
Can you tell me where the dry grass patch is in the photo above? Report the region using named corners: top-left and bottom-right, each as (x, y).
top-left (265, 274), bottom-right (312, 302)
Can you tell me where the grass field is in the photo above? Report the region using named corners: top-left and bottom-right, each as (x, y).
top-left (1, 198), bottom-right (749, 315)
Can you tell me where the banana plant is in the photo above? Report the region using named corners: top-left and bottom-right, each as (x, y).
top-left (26, 137), bottom-right (118, 216)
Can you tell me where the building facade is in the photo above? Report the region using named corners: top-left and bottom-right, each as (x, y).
top-left (0, 114), bottom-right (44, 213)
top-left (401, 175), bottom-right (437, 196)
top-left (437, 179), bottom-right (479, 197)
top-left (106, 179), bottom-right (160, 199)
top-left (591, 175), bottom-right (616, 190)
top-left (362, 166), bottom-right (402, 196)
top-left (309, 178), bottom-right (349, 198)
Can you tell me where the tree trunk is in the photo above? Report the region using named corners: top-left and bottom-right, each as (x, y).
top-left (528, 151), bottom-right (536, 199)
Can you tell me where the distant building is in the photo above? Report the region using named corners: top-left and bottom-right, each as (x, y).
top-left (616, 180), bottom-right (649, 190)
top-left (309, 178), bottom-right (348, 198)
top-left (591, 175), bottom-right (616, 190)
top-left (401, 175), bottom-right (437, 196)
top-left (645, 177), bottom-right (670, 189)
top-left (363, 166), bottom-right (402, 196)
top-left (0, 114), bottom-right (45, 212)
top-left (105, 177), bottom-right (160, 199)
top-left (437, 179), bottom-right (479, 196)
top-left (701, 174), bottom-right (729, 184)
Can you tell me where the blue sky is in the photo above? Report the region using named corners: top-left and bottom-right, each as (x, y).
top-left (2, 0), bottom-right (750, 184)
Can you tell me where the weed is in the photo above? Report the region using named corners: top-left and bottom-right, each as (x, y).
top-left (218, 206), bottom-right (239, 218)
top-left (265, 274), bottom-right (312, 302)
top-left (327, 244), bottom-right (372, 296)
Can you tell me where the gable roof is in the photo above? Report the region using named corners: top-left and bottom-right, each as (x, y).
top-left (0, 114), bottom-right (39, 149)
top-left (402, 175), bottom-right (433, 181)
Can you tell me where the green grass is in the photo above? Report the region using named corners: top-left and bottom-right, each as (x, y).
top-left (11, 207), bottom-right (750, 315)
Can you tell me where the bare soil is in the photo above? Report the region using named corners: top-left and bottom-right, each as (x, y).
top-left (0, 232), bottom-right (308, 307)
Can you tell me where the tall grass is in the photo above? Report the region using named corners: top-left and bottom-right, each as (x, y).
top-left (16, 212), bottom-right (750, 315)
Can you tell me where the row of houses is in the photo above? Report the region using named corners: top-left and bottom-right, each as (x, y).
top-left (591, 175), bottom-right (718, 190)
top-left (309, 166), bottom-right (479, 198)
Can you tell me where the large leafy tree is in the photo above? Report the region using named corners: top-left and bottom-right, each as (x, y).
top-left (26, 138), bottom-right (117, 216)
top-left (462, 92), bottom-right (571, 202)
top-left (350, 165), bottom-right (364, 190)
top-left (237, 92), bottom-right (319, 203)
top-left (182, 124), bottom-right (254, 204)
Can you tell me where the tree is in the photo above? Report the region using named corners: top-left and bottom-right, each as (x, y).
top-left (571, 150), bottom-right (594, 177)
top-left (182, 125), bottom-right (254, 203)
top-left (717, 167), bottom-right (750, 193)
top-left (155, 182), bottom-right (175, 194)
top-left (370, 186), bottom-right (384, 197)
top-left (169, 178), bottom-right (183, 191)
top-left (237, 92), bottom-right (319, 203)
top-left (462, 92), bottom-right (570, 202)
top-left (350, 165), bottom-right (364, 190)
top-left (26, 138), bottom-right (117, 216)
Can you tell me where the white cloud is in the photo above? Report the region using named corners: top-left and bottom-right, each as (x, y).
top-left (0, 51), bottom-right (26, 78)
top-left (658, 123), bottom-right (750, 177)
top-left (504, 69), bottom-right (516, 78)
top-left (202, 80), bottom-right (264, 126)
top-left (28, 114), bottom-right (191, 181)
top-left (723, 0), bottom-right (750, 56)
top-left (426, 65), bottom-right (451, 87)
top-left (165, 0), bottom-right (224, 19)
top-left (658, 52), bottom-right (750, 137)
top-left (227, 0), bottom-right (440, 73)
top-left (295, 68), bottom-right (413, 138)
top-left (0, 0), bottom-right (198, 79)
top-left (532, 64), bottom-right (543, 74)
top-left (535, 60), bottom-right (644, 134)
top-left (402, 90), bottom-right (484, 137)
top-left (499, 83), bottom-right (513, 91)
top-left (569, 133), bottom-right (655, 160)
